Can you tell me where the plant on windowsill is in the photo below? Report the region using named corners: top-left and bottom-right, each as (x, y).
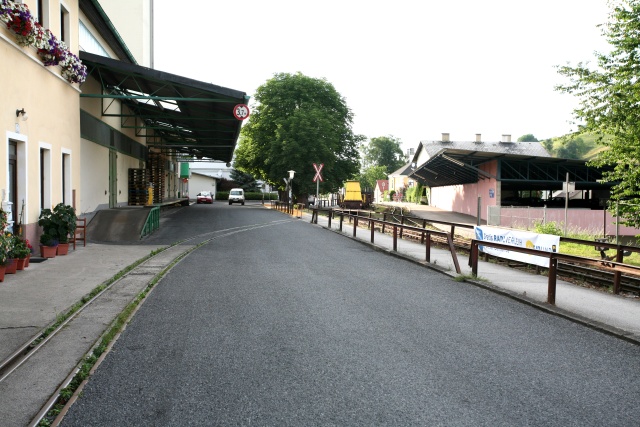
top-left (0, 1), bottom-right (87, 83)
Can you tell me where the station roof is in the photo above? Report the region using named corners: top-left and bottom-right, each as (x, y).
top-left (409, 140), bottom-right (614, 190)
top-left (79, 51), bottom-right (250, 163)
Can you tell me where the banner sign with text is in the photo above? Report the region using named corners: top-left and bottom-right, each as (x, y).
top-left (474, 226), bottom-right (560, 268)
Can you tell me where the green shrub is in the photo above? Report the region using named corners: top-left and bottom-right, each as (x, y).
top-left (534, 221), bottom-right (563, 236)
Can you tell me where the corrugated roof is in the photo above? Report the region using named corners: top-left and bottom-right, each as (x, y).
top-left (419, 140), bottom-right (552, 159)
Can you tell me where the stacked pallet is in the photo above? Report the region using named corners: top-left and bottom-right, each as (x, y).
top-left (128, 168), bottom-right (149, 206)
top-left (147, 153), bottom-right (165, 203)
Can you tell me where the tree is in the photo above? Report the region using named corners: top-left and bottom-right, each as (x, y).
top-left (358, 165), bottom-right (388, 192)
top-left (555, 137), bottom-right (588, 159)
top-left (362, 136), bottom-right (405, 172)
top-left (556, 0), bottom-right (640, 227)
top-left (230, 169), bottom-right (260, 192)
top-left (541, 138), bottom-right (555, 154)
top-left (234, 72), bottom-right (363, 199)
top-left (517, 134), bottom-right (539, 142)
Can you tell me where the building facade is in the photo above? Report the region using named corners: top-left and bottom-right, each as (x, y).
top-left (2, 0), bottom-right (247, 246)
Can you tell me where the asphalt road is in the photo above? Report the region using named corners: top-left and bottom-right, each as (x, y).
top-left (61, 202), bottom-right (640, 426)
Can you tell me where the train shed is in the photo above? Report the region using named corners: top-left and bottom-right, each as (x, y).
top-left (408, 135), bottom-right (615, 221)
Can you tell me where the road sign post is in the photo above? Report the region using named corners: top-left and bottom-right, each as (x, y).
top-left (313, 163), bottom-right (324, 207)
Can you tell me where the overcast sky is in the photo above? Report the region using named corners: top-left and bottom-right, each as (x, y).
top-left (153, 0), bottom-right (611, 152)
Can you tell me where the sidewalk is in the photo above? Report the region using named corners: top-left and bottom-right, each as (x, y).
top-left (0, 242), bottom-right (191, 427)
top-left (298, 206), bottom-right (640, 344)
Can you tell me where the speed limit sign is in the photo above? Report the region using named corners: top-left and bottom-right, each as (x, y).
top-left (233, 104), bottom-right (250, 120)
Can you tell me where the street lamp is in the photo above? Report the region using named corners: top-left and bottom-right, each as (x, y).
top-left (288, 170), bottom-right (296, 210)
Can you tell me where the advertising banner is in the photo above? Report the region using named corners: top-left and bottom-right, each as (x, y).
top-left (474, 226), bottom-right (560, 268)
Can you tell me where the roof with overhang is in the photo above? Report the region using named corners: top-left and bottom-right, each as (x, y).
top-left (79, 51), bottom-right (249, 163)
top-left (409, 140), bottom-right (614, 191)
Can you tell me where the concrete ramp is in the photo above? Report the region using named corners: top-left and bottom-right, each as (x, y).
top-left (87, 208), bottom-right (153, 242)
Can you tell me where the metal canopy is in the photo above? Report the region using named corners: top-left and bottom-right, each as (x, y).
top-left (410, 148), bottom-right (614, 190)
top-left (79, 51), bottom-right (249, 163)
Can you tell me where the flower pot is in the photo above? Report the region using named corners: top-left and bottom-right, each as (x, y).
top-left (0, 265), bottom-right (5, 282)
top-left (24, 253), bottom-right (30, 268)
top-left (57, 243), bottom-right (70, 256)
top-left (16, 258), bottom-right (26, 271)
top-left (40, 245), bottom-right (57, 258)
top-left (5, 259), bottom-right (18, 274)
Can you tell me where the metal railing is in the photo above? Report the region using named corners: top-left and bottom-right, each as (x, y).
top-left (310, 207), bottom-right (461, 273)
top-left (469, 239), bottom-right (640, 304)
top-left (141, 206), bottom-right (160, 238)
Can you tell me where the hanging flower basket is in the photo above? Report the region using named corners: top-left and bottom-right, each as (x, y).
top-left (0, 1), bottom-right (87, 83)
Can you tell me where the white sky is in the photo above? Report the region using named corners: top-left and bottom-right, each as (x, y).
top-left (153, 0), bottom-right (611, 152)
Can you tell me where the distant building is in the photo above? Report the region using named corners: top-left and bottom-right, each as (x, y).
top-left (374, 180), bottom-right (388, 203)
top-left (388, 163), bottom-right (416, 201)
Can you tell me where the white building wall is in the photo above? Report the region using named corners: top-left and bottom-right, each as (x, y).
top-left (80, 139), bottom-right (110, 213)
top-left (189, 173), bottom-right (218, 199)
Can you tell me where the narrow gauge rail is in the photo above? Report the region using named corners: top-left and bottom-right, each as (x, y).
top-left (328, 207), bottom-right (640, 296)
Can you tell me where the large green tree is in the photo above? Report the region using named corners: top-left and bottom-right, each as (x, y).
top-left (358, 165), bottom-right (388, 192)
top-left (234, 73), bottom-right (363, 198)
top-left (230, 169), bottom-right (260, 192)
top-left (517, 134), bottom-right (539, 142)
top-left (556, 0), bottom-right (640, 227)
top-left (362, 136), bottom-right (405, 172)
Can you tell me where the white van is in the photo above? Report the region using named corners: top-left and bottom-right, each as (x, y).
top-left (228, 188), bottom-right (245, 205)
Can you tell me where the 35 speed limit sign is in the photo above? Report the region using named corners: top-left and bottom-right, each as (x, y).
top-left (233, 104), bottom-right (250, 120)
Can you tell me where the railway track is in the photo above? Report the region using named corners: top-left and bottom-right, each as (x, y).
top-left (343, 210), bottom-right (640, 296)
top-left (0, 220), bottom-right (295, 427)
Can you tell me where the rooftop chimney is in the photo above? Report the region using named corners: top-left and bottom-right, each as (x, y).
top-left (441, 133), bottom-right (450, 142)
top-left (475, 133), bottom-right (482, 143)
top-left (501, 134), bottom-right (512, 143)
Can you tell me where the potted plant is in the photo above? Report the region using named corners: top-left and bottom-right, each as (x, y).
top-left (54, 203), bottom-right (75, 255)
top-left (38, 203), bottom-right (76, 255)
top-left (10, 235), bottom-right (30, 270)
top-left (4, 233), bottom-right (19, 274)
top-left (39, 233), bottom-right (57, 258)
top-left (0, 232), bottom-right (9, 282)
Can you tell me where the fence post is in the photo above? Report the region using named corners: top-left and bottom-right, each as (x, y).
top-left (425, 231), bottom-right (431, 262)
top-left (382, 214), bottom-right (386, 234)
top-left (613, 248), bottom-right (623, 294)
top-left (328, 210), bottom-right (332, 228)
top-left (353, 215), bottom-right (358, 237)
top-left (547, 256), bottom-right (557, 305)
top-left (339, 213), bottom-right (344, 232)
top-left (470, 240), bottom-right (478, 276)
top-left (370, 219), bottom-right (375, 243)
top-left (393, 225), bottom-right (398, 251)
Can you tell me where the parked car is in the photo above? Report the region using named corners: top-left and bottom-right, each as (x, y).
top-left (228, 188), bottom-right (245, 205)
top-left (197, 191), bottom-right (213, 204)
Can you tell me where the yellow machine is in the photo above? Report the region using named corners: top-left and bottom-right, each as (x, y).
top-left (341, 181), bottom-right (363, 209)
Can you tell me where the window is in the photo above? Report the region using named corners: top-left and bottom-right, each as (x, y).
top-left (79, 20), bottom-right (110, 57)
top-left (62, 151), bottom-right (71, 205)
top-left (40, 146), bottom-right (52, 211)
top-left (60, 4), bottom-right (69, 43)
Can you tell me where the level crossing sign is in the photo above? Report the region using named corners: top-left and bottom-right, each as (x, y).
top-left (313, 163), bottom-right (324, 182)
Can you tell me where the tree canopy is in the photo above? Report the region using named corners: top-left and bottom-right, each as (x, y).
top-left (357, 165), bottom-right (388, 192)
top-left (556, 0), bottom-right (640, 227)
top-left (517, 134), bottom-right (539, 142)
top-left (230, 169), bottom-right (260, 192)
top-left (233, 72), bottom-right (363, 198)
top-left (362, 136), bottom-right (405, 172)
